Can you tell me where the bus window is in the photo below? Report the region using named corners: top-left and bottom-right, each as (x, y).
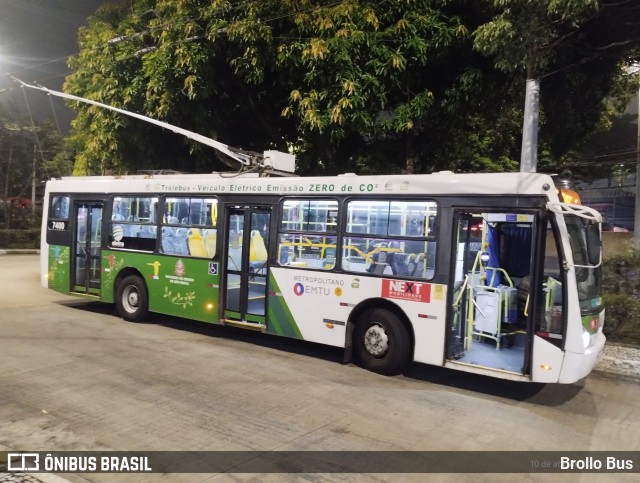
top-left (342, 200), bottom-right (437, 279)
top-left (109, 196), bottom-right (158, 252)
top-left (161, 197), bottom-right (218, 258)
top-left (51, 196), bottom-right (70, 220)
top-left (536, 222), bottom-right (565, 345)
top-left (278, 199), bottom-right (338, 270)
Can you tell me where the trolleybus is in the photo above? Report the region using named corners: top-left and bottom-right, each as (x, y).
top-left (41, 171), bottom-right (605, 383)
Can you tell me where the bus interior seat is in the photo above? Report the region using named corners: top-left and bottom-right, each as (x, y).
top-left (249, 230), bottom-right (268, 273)
top-left (367, 251), bottom-right (388, 274)
top-left (160, 226), bottom-right (175, 254)
top-left (137, 225), bottom-right (155, 238)
top-left (279, 245), bottom-right (291, 265)
top-left (406, 253), bottom-right (417, 274)
top-left (412, 253), bottom-right (425, 277)
top-left (173, 228), bottom-right (189, 256)
top-left (249, 230), bottom-right (268, 262)
top-left (122, 223), bottom-right (138, 238)
top-left (187, 228), bottom-right (208, 257)
top-left (389, 252), bottom-right (409, 277)
top-left (203, 229), bottom-right (216, 258)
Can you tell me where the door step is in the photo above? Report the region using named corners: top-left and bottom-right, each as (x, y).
top-left (223, 319), bottom-right (266, 331)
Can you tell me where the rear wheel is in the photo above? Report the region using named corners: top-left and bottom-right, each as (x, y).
top-left (355, 308), bottom-right (410, 375)
top-left (116, 275), bottom-right (149, 322)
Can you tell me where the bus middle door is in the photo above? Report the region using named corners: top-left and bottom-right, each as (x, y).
top-left (223, 205), bottom-right (271, 327)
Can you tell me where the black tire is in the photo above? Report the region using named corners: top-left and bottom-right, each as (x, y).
top-left (355, 308), bottom-right (411, 375)
top-left (115, 275), bottom-right (149, 322)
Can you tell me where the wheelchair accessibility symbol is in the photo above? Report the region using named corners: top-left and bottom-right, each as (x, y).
top-left (208, 262), bottom-right (218, 275)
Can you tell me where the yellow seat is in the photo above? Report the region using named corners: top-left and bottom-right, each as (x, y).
top-left (187, 228), bottom-right (208, 257)
top-left (203, 229), bottom-right (217, 258)
top-left (249, 230), bottom-right (268, 262)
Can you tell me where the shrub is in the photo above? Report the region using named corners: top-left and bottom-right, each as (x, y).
top-left (602, 250), bottom-right (640, 345)
top-left (0, 229), bottom-right (40, 249)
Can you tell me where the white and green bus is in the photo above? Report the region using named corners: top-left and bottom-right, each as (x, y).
top-left (41, 171), bottom-right (605, 383)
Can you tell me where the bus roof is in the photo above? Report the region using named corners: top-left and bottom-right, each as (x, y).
top-left (46, 171), bottom-right (559, 199)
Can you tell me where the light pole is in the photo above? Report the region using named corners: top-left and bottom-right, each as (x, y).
top-left (635, 82), bottom-right (640, 248)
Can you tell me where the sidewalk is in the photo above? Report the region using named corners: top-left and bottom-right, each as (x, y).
top-left (595, 343), bottom-right (640, 379)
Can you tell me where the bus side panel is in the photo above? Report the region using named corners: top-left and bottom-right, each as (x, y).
top-left (268, 267), bottom-right (449, 366)
top-left (531, 335), bottom-right (563, 383)
top-left (266, 272), bottom-right (304, 340)
top-left (267, 268), bottom-right (350, 346)
top-left (390, 283), bottom-right (448, 366)
top-left (47, 245), bottom-right (71, 294)
top-left (103, 250), bottom-right (221, 324)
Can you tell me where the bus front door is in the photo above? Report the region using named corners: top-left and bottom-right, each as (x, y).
top-left (72, 201), bottom-right (103, 295)
top-left (223, 206), bottom-right (271, 326)
top-left (447, 210), bottom-right (534, 376)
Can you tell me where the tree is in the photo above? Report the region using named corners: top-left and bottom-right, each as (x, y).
top-left (65, 0), bottom-right (519, 175)
top-left (473, 0), bottom-right (640, 170)
top-left (0, 117), bottom-right (65, 227)
top-left (64, 0), bottom-right (639, 177)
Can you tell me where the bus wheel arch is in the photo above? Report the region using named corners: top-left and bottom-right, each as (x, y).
top-left (115, 270), bottom-right (149, 322)
top-left (349, 299), bottom-right (414, 375)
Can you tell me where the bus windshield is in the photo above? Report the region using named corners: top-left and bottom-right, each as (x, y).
top-left (565, 214), bottom-right (603, 314)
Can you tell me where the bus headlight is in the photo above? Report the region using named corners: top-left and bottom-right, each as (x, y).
top-left (582, 328), bottom-right (592, 349)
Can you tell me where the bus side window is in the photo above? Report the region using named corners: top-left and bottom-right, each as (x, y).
top-left (536, 222), bottom-right (564, 343)
top-left (51, 196), bottom-right (70, 220)
top-left (277, 198), bottom-right (338, 271)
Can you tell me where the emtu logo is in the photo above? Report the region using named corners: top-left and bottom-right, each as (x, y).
top-left (7, 452), bottom-right (39, 471)
top-left (293, 282), bottom-right (305, 296)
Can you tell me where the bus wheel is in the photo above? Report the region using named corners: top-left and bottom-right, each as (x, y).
top-left (116, 275), bottom-right (149, 322)
top-left (355, 308), bottom-right (410, 375)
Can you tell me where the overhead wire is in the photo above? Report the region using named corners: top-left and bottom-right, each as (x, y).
top-left (19, 85), bottom-right (50, 181)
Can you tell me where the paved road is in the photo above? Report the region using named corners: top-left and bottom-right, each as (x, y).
top-left (1, 255), bottom-right (639, 482)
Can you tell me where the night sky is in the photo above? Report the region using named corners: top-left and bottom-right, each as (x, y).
top-left (0, 0), bottom-right (117, 130)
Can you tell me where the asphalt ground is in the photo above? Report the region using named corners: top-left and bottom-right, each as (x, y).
top-left (1, 251), bottom-right (639, 483)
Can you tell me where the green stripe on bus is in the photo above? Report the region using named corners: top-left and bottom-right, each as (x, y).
top-left (267, 275), bottom-right (303, 339)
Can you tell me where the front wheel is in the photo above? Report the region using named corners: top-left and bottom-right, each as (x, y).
top-left (116, 275), bottom-right (149, 322)
top-left (355, 308), bottom-right (410, 375)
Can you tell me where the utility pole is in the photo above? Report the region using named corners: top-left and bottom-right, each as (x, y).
top-left (520, 78), bottom-right (540, 173)
top-left (32, 143), bottom-right (37, 218)
top-left (635, 86), bottom-right (640, 249)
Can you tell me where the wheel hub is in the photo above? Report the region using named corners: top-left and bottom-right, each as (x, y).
top-left (364, 324), bottom-right (389, 357)
top-left (125, 287), bottom-right (139, 311)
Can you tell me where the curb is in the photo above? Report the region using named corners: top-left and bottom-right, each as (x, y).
top-left (0, 249), bottom-right (40, 255)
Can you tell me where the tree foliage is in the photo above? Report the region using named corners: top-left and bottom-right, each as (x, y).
top-left (64, 0), bottom-right (640, 176)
